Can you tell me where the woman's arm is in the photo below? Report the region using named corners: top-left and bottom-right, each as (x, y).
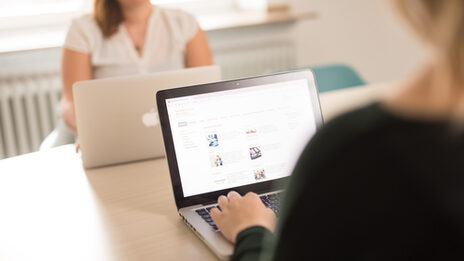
top-left (210, 191), bottom-right (276, 243)
top-left (185, 28), bottom-right (213, 67)
top-left (210, 191), bottom-right (276, 261)
top-left (61, 48), bottom-right (92, 133)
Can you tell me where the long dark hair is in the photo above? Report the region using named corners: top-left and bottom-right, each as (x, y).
top-left (94, 0), bottom-right (124, 38)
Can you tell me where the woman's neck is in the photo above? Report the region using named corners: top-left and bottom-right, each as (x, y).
top-left (121, 1), bottom-right (153, 25)
top-left (386, 59), bottom-right (464, 121)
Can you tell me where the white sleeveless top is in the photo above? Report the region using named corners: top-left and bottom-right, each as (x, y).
top-left (63, 7), bottom-right (199, 79)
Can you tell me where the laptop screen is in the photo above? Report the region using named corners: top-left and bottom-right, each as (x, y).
top-left (165, 79), bottom-right (318, 197)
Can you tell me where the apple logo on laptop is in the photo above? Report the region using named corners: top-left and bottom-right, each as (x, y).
top-left (142, 108), bottom-right (159, 127)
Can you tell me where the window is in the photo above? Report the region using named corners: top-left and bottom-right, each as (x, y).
top-left (0, 0), bottom-right (82, 18)
top-left (0, 0), bottom-right (234, 52)
top-left (0, 0), bottom-right (233, 30)
top-left (0, 0), bottom-right (86, 31)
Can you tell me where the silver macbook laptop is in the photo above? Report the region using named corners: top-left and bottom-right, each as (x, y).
top-left (73, 66), bottom-right (221, 169)
top-left (156, 70), bottom-right (323, 259)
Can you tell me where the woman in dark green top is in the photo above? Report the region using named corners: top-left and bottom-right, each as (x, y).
top-left (210, 0), bottom-right (464, 260)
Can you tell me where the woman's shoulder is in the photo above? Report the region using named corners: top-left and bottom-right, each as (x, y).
top-left (64, 13), bottom-right (101, 53)
top-left (156, 7), bottom-right (199, 43)
top-left (69, 13), bottom-right (99, 30)
top-left (304, 103), bottom-right (393, 165)
top-left (321, 103), bottom-right (390, 137)
top-left (158, 7), bottom-right (196, 22)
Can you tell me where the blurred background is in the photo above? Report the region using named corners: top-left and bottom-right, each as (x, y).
top-left (0, 0), bottom-right (425, 159)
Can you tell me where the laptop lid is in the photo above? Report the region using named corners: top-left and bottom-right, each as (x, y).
top-left (157, 70), bottom-right (323, 209)
top-left (73, 66), bottom-right (221, 169)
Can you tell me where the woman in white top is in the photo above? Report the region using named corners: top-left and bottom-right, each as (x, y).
top-left (61, 0), bottom-right (212, 134)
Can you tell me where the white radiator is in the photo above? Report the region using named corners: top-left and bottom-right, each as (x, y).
top-left (0, 73), bottom-right (62, 159)
top-left (0, 41), bottom-right (296, 160)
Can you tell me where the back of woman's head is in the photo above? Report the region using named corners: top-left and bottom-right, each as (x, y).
top-left (94, 0), bottom-right (123, 38)
top-left (394, 0), bottom-right (464, 83)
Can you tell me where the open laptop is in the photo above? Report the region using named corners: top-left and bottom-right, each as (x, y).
top-left (73, 66), bottom-right (221, 169)
top-left (156, 70), bottom-right (323, 259)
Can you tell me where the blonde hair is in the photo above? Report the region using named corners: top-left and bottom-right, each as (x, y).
top-left (394, 0), bottom-right (464, 84)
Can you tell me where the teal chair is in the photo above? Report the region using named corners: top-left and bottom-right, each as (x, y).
top-left (307, 64), bottom-right (366, 93)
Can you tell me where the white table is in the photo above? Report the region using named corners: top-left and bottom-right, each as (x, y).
top-left (0, 83), bottom-right (397, 260)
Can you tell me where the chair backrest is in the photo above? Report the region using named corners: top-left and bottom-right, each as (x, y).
top-left (309, 64), bottom-right (366, 93)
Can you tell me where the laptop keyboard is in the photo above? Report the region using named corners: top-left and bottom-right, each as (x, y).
top-left (195, 192), bottom-right (282, 232)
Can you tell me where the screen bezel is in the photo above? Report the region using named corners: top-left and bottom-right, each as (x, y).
top-left (156, 70), bottom-right (324, 209)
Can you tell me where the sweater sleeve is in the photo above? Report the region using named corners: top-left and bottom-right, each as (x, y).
top-left (232, 226), bottom-right (274, 261)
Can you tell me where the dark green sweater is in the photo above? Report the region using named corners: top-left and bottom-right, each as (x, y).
top-left (232, 103), bottom-right (464, 260)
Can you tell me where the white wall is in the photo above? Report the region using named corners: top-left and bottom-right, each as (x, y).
top-left (291, 0), bottom-right (427, 83)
